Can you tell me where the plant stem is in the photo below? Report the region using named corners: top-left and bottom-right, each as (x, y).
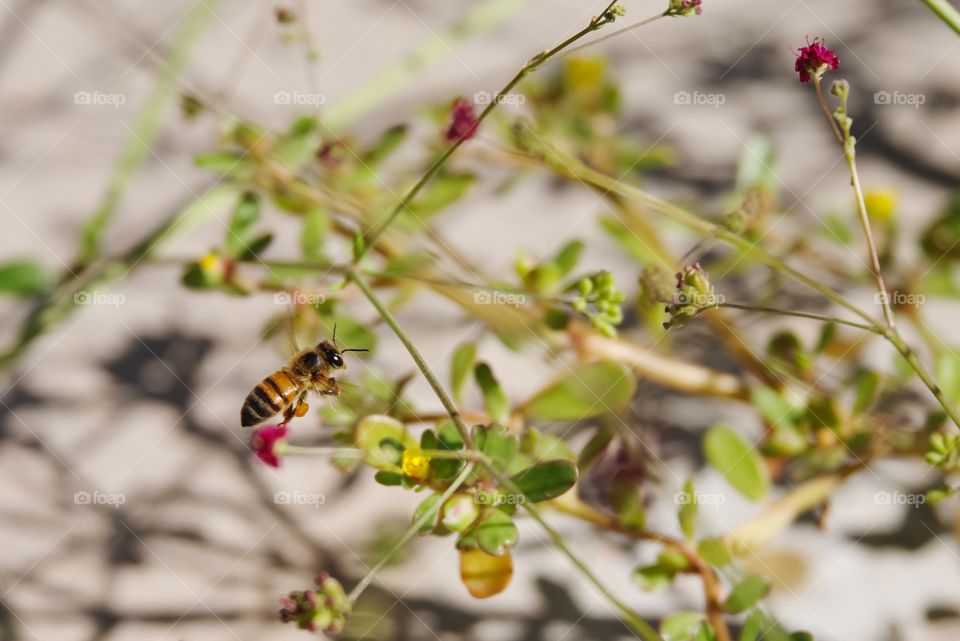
top-left (563, 12), bottom-right (666, 57)
top-left (812, 76), bottom-right (843, 146)
top-left (347, 462), bottom-right (475, 603)
top-left (349, 272), bottom-right (474, 448)
top-left (920, 0), bottom-right (960, 35)
top-left (716, 303), bottom-right (882, 334)
top-left (354, 4), bottom-right (646, 262)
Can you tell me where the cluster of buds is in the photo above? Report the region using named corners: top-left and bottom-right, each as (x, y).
top-left (571, 271), bottom-right (625, 337)
top-left (444, 98), bottom-right (479, 143)
top-left (664, 263), bottom-right (721, 329)
top-left (279, 572), bottom-right (351, 635)
top-left (926, 432), bottom-right (960, 469)
top-left (666, 0), bottom-right (703, 17)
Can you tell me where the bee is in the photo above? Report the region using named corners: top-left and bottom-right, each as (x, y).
top-left (241, 331), bottom-right (367, 427)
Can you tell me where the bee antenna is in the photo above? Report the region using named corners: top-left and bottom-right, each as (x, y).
top-left (332, 323), bottom-right (338, 346)
top-left (340, 348), bottom-right (369, 354)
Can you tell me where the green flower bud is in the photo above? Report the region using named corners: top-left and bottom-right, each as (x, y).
top-left (442, 494), bottom-right (480, 532)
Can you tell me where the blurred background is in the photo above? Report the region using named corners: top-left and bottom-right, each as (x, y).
top-left (1, 0), bottom-right (959, 640)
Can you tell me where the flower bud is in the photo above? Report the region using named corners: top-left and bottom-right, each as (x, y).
top-left (442, 494), bottom-right (480, 532)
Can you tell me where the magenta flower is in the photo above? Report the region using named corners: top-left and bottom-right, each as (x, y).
top-left (251, 424), bottom-right (287, 467)
top-left (794, 38), bottom-right (839, 83)
top-left (444, 98), bottom-right (479, 143)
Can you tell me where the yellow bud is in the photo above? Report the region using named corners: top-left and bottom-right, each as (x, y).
top-left (401, 448), bottom-right (431, 479)
top-left (863, 189), bottom-right (897, 223)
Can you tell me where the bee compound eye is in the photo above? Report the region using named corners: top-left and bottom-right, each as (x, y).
top-left (300, 351), bottom-right (321, 369)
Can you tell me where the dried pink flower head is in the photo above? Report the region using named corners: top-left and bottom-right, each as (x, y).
top-left (251, 424), bottom-right (287, 467)
top-left (667, 0), bottom-right (703, 16)
top-left (794, 37), bottom-right (839, 83)
top-left (444, 98), bottom-right (479, 143)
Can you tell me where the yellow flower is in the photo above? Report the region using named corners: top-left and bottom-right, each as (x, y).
top-left (401, 448), bottom-right (431, 479)
top-left (863, 189), bottom-right (897, 223)
top-left (564, 58), bottom-right (606, 91)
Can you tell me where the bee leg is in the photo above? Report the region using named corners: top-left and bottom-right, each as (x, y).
top-left (321, 377), bottom-right (340, 396)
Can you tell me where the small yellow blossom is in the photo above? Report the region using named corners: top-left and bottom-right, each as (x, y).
top-left (863, 189), bottom-right (897, 223)
top-left (401, 447), bottom-right (431, 479)
top-left (199, 252), bottom-right (220, 272)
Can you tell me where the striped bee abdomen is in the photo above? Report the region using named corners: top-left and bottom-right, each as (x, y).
top-left (241, 369), bottom-right (301, 427)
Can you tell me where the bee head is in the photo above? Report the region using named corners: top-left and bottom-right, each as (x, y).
top-left (317, 340), bottom-right (345, 370)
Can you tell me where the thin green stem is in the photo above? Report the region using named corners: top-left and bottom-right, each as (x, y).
top-left (349, 272), bottom-right (474, 448)
top-left (716, 303), bottom-right (882, 334)
top-left (354, 4), bottom-right (636, 263)
top-left (347, 462), bottom-right (475, 603)
top-left (812, 75), bottom-right (843, 145)
top-left (920, 0), bottom-right (960, 35)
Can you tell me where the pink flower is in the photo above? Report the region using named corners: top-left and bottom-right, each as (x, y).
top-left (444, 98), bottom-right (478, 143)
top-left (251, 424), bottom-right (287, 467)
top-left (794, 38), bottom-right (839, 83)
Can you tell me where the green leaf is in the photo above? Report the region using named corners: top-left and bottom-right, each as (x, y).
top-left (0, 261), bottom-right (52, 296)
top-left (678, 478), bottom-right (697, 539)
top-left (750, 385), bottom-right (798, 432)
top-left (475, 363), bottom-right (511, 424)
top-left (696, 537), bottom-right (732, 567)
top-left (408, 172), bottom-right (475, 222)
top-left (509, 460), bottom-right (577, 502)
top-left (851, 370), bottom-right (880, 414)
top-left (695, 622), bottom-right (717, 641)
top-left (475, 509), bottom-right (518, 556)
top-left (704, 425), bottom-right (769, 501)
top-left (936, 351), bottom-right (960, 408)
top-left (632, 564), bottom-right (673, 591)
top-left (451, 342), bottom-right (477, 403)
top-left (300, 209), bottom-right (330, 261)
top-left (225, 192), bottom-right (261, 257)
top-left (475, 424), bottom-right (518, 470)
top-left (577, 427), bottom-right (614, 470)
top-left (272, 116), bottom-right (319, 168)
top-left (522, 362), bottom-right (636, 421)
top-left (553, 240), bottom-right (583, 277)
top-left (363, 124), bottom-right (408, 165)
top-left (661, 612), bottom-right (705, 641)
top-left (239, 233), bottom-right (273, 260)
top-left (374, 471), bottom-right (402, 486)
top-left (521, 427), bottom-right (575, 462)
top-left (738, 610), bottom-right (765, 641)
top-left (725, 576), bottom-right (771, 614)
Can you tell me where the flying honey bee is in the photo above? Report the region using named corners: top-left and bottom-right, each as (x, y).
top-left (241, 329), bottom-right (367, 427)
